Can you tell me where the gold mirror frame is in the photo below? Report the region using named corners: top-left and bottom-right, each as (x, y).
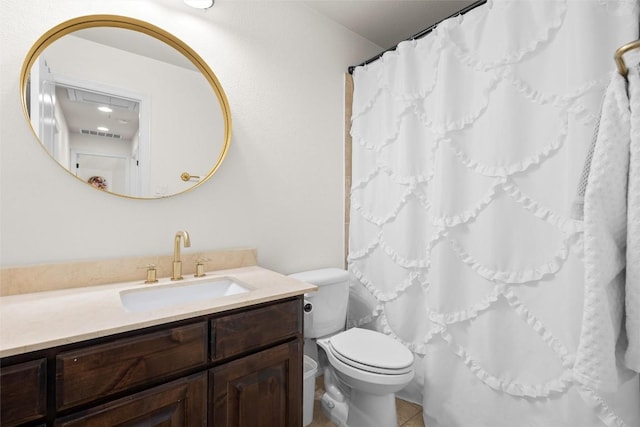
top-left (20, 15), bottom-right (232, 199)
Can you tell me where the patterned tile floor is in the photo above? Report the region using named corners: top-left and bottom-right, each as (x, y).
top-left (308, 376), bottom-right (425, 427)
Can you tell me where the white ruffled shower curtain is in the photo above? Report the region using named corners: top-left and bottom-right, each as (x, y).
top-left (348, 1), bottom-right (640, 426)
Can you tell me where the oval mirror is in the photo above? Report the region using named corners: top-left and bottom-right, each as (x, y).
top-left (20, 15), bottom-right (231, 199)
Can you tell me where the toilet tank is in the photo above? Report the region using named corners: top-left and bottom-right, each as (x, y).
top-left (289, 268), bottom-right (350, 338)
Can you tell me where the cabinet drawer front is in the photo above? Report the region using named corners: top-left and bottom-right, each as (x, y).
top-left (0, 358), bottom-right (47, 426)
top-left (55, 372), bottom-right (207, 427)
top-left (212, 299), bottom-right (301, 361)
top-left (56, 321), bottom-right (207, 411)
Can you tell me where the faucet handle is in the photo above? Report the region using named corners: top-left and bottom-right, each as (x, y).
top-left (195, 258), bottom-right (210, 278)
top-left (138, 264), bottom-right (158, 284)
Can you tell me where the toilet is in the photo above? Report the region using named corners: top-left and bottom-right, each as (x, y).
top-left (290, 268), bottom-right (414, 427)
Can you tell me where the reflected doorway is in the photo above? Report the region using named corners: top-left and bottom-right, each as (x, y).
top-left (72, 151), bottom-right (135, 195)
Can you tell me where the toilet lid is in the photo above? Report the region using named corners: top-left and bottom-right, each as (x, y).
top-left (329, 328), bottom-right (413, 375)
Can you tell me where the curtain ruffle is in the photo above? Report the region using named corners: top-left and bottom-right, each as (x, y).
top-left (446, 233), bottom-right (579, 284)
top-left (445, 0), bottom-right (567, 70)
top-left (440, 329), bottom-right (574, 397)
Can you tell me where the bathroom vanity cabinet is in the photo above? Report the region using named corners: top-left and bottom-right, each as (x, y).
top-left (0, 297), bottom-right (303, 427)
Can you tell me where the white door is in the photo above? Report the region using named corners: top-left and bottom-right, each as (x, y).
top-left (31, 58), bottom-right (58, 156)
top-left (73, 152), bottom-right (129, 195)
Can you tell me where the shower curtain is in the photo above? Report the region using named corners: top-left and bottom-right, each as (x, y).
top-left (348, 1), bottom-right (640, 426)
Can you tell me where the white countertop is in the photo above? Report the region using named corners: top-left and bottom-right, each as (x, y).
top-left (0, 266), bottom-right (316, 358)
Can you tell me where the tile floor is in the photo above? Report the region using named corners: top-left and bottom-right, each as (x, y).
top-left (308, 376), bottom-right (425, 427)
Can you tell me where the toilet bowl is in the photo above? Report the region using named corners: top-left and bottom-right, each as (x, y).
top-left (289, 269), bottom-right (415, 427)
top-left (318, 328), bottom-right (414, 427)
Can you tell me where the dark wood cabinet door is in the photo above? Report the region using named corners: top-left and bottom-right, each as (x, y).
top-left (56, 321), bottom-right (207, 411)
top-left (210, 340), bottom-right (302, 427)
top-left (54, 372), bottom-right (207, 427)
top-left (0, 358), bottom-right (47, 427)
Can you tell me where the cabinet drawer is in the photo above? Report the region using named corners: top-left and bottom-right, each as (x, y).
top-left (55, 372), bottom-right (207, 426)
top-left (211, 299), bottom-right (301, 361)
top-left (56, 321), bottom-right (207, 411)
top-left (0, 358), bottom-right (47, 426)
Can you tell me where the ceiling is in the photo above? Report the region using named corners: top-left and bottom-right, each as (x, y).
top-left (303, 0), bottom-right (478, 51)
top-left (73, 1), bottom-right (481, 71)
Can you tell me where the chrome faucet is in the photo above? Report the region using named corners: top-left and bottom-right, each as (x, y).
top-left (172, 230), bottom-right (191, 280)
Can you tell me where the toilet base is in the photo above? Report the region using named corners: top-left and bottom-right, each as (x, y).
top-left (348, 390), bottom-right (398, 427)
top-left (320, 367), bottom-right (349, 426)
top-left (321, 392), bottom-right (349, 427)
top-left (321, 390), bottom-right (399, 427)
top-left (320, 367), bottom-right (400, 427)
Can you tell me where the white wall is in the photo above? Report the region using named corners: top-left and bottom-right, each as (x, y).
top-left (0, 0), bottom-right (381, 274)
top-left (69, 134), bottom-right (133, 158)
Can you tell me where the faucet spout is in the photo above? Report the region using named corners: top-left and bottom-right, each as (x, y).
top-left (172, 230), bottom-right (191, 280)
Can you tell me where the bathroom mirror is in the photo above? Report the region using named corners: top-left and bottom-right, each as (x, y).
top-left (20, 15), bottom-right (231, 199)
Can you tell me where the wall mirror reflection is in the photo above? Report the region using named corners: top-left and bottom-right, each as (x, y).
top-left (21, 16), bottom-right (231, 199)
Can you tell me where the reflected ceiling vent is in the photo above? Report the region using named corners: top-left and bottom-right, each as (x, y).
top-left (80, 129), bottom-right (123, 139)
top-left (66, 88), bottom-right (139, 112)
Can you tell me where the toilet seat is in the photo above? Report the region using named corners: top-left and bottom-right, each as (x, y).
top-left (328, 328), bottom-right (413, 375)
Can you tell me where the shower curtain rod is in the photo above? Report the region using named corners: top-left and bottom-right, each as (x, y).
top-left (348, 0), bottom-right (487, 74)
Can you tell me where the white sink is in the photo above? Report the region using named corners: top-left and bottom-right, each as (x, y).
top-left (120, 276), bottom-right (250, 312)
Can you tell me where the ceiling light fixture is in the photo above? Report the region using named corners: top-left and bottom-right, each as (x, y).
top-left (98, 106), bottom-right (113, 113)
top-left (183, 0), bottom-right (214, 9)
top-left (97, 126), bottom-right (109, 132)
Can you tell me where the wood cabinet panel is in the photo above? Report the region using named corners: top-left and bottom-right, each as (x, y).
top-left (54, 372), bottom-right (207, 426)
top-left (210, 340), bottom-right (302, 427)
top-left (56, 321), bottom-right (207, 411)
top-left (0, 358), bottom-right (46, 426)
top-left (1, 297), bottom-right (303, 426)
top-left (212, 299), bottom-right (301, 361)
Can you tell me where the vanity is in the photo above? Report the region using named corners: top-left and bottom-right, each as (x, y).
top-left (0, 265), bottom-right (316, 427)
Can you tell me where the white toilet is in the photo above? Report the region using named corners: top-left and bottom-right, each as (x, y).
top-left (290, 268), bottom-right (414, 427)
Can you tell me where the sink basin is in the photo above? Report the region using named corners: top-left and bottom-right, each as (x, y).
top-left (120, 277), bottom-right (250, 312)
